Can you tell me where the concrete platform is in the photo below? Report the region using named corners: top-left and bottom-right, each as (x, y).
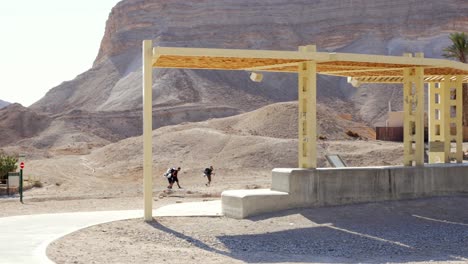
top-left (221, 164), bottom-right (468, 219)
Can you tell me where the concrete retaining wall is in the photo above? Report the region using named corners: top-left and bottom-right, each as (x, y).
top-left (221, 164), bottom-right (468, 218)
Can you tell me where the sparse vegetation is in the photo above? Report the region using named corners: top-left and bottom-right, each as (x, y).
top-left (33, 180), bottom-right (43, 188)
top-left (0, 152), bottom-right (18, 183)
top-left (443, 32), bottom-right (468, 63)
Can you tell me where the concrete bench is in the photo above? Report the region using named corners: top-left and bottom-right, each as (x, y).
top-left (221, 189), bottom-right (289, 219)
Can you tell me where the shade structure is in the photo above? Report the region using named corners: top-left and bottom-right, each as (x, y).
top-left (143, 43), bottom-right (468, 221)
top-left (153, 47), bottom-right (468, 83)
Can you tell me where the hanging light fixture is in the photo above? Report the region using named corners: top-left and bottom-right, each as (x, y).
top-left (347, 77), bottom-right (361, 88)
top-left (250, 72), bottom-right (263, 82)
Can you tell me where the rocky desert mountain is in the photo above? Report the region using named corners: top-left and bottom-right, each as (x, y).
top-left (1, 0), bottom-right (467, 185)
top-left (0, 0), bottom-right (455, 152)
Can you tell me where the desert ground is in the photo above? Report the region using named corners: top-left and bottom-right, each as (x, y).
top-left (0, 137), bottom-right (405, 217)
top-left (1, 104), bottom-right (467, 264)
top-left (1, 139), bottom-right (467, 263)
top-left (46, 196), bottom-right (468, 264)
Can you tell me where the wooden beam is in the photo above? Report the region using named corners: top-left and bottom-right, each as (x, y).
top-left (243, 61), bottom-right (301, 71)
top-left (323, 67), bottom-right (409, 74)
top-left (152, 46), bottom-right (468, 74)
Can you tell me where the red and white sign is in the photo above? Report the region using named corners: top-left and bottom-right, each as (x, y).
top-left (20, 162), bottom-right (24, 169)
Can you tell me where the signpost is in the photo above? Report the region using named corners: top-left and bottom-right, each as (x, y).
top-left (19, 162), bottom-right (24, 203)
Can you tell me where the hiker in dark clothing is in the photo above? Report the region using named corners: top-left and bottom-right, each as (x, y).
top-left (203, 166), bottom-right (214, 186)
top-left (171, 167), bottom-right (182, 189)
top-left (165, 167), bottom-right (181, 189)
top-left (165, 168), bottom-right (175, 189)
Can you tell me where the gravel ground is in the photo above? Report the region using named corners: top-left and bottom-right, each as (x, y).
top-left (48, 196), bottom-right (468, 264)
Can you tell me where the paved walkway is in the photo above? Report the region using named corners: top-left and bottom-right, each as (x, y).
top-left (0, 200), bottom-right (222, 264)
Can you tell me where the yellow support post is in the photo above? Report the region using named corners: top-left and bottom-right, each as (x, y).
top-left (403, 68), bottom-right (413, 166)
top-left (414, 66), bottom-right (424, 166)
top-left (428, 82), bottom-right (446, 163)
top-left (298, 45), bottom-right (317, 168)
top-left (441, 75), bottom-right (464, 163)
top-left (443, 76), bottom-right (452, 162)
top-left (403, 62), bottom-right (424, 166)
top-left (142, 40), bottom-right (153, 221)
top-left (455, 76), bottom-right (463, 162)
top-left (413, 53), bottom-right (425, 166)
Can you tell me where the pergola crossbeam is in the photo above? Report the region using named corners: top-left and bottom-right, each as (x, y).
top-left (353, 75), bottom-right (468, 84)
top-left (323, 66), bottom-right (415, 75)
top-left (152, 47), bottom-right (468, 76)
top-left (244, 62), bottom-right (301, 71)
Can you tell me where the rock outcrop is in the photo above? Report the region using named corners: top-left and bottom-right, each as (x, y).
top-left (0, 104), bottom-right (51, 147)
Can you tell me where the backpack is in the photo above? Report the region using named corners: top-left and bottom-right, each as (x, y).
top-left (164, 168), bottom-right (175, 178)
top-left (203, 168), bottom-right (211, 175)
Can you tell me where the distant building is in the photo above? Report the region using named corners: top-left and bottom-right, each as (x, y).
top-left (377, 111), bottom-right (467, 142)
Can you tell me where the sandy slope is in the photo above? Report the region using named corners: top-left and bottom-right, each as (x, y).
top-left (4, 102), bottom-right (397, 201)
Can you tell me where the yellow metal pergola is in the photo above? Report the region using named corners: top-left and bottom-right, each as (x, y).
top-left (142, 40), bottom-right (468, 221)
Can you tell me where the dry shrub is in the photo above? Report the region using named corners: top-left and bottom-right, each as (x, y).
top-left (33, 180), bottom-right (43, 188)
top-left (346, 130), bottom-right (360, 138)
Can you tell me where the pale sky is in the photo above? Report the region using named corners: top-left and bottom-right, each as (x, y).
top-left (0, 0), bottom-right (121, 106)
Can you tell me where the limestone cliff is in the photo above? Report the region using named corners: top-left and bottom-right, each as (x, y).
top-left (96, 0), bottom-right (468, 63)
